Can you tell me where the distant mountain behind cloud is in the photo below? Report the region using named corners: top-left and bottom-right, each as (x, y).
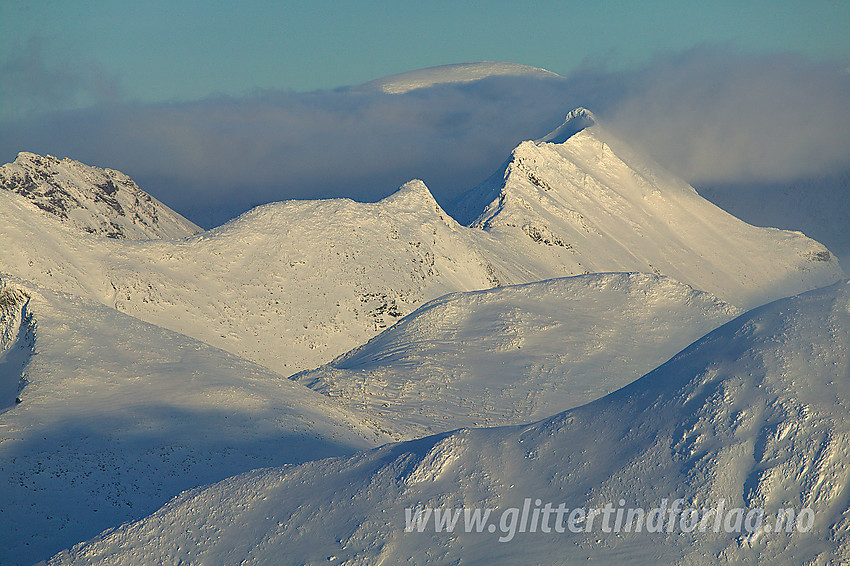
top-left (356, 61), bottom-right (561, 94)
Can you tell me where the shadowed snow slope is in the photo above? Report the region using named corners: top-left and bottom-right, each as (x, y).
top-left (0, 277), bottom-right (395, 566)
top-left (0, 109), bottom-right (842, 375)
top-left (50, 280), bottom-right (850, 565)
top-left (0, 283), bottom-right (34, 412)
top-left (293, 272), bottom-right (741, 435)
top-left (0, 152), bottom-right (201, 239)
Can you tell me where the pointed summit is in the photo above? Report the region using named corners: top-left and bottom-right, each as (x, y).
top-left (380, 179), bottom-right (456, 226)
top-left (382, 179), bottom-right (437, 207)
top-left (536, 107), bottom-right (597, 144)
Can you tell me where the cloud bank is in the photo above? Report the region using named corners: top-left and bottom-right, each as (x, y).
top-left (1, 47), bottom-right (848, 228)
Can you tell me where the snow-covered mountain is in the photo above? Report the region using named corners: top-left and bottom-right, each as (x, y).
top-left (0, 152), bottom-right (201, 240)
top-left (293, 272), bottom-right (740, 435)
top-left (451, 108), bottom-right (843, 308)
top-left (356, 61), bottom-right (561, 94)
top-left (51, 280), bottom-right (850, 565)
top-left (0, 109), bottom-right (842, 376)
top-left (0, 179), bottom-right (504, 374)
top-left (2, 99), bottom-right (847, 566)
top-left (0, 276), bottom-right (395, 566)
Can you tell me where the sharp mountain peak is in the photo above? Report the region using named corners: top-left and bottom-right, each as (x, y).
top-left (536, 107), bottom-right (598, 144)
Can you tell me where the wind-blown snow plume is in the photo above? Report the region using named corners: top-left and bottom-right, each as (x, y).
top-left (604, 48), bottom-right (850, 185)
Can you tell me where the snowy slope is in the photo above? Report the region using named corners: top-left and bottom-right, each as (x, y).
top-left (0, 110), bottom-right (842, 376)
top-left (357, 61), bottom-right (560, 94)
top-left (51, 280), bottom-right (850, 565)
top-left (0, 152), bottom-right (201, 239)
top-left (698, 170), bottom-right (850, 263)
top-left (0, 179), bottom-right (505, 375)
top-left (293, 272), bottom-right (741, 435)
top-left (451, 108), bottom-right (844, 308)
top-left (0, 277), bottom-right (396, 566)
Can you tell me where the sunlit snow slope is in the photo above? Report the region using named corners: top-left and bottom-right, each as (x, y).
top-left (0, 152), bottom-right (201, 239)
top-left (52, 280), bottom-right (850, 566)
top-left (293, 272), bottom-right (741, 434)
top-left (699, 171), bottom-right (850, 263)
top-left (0, 179), bottom-right (503, 374)
top-left (452, 108), bottom-right (843, 308)
top-left (0, 277), bottom-right (395, 566)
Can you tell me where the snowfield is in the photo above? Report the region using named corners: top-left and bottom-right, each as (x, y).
top-left (0, 271), bottom-right (739, 564)
top-left (48, 281), bottom-right (850, 565)
top-left (293, 272), bottom-right (741, 435)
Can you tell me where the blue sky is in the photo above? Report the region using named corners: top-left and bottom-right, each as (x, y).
top-left (1, 1), bottom-right (849, 227)
top-left (2, 0), bottom-right (848, 108)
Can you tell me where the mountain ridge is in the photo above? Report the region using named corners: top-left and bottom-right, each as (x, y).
top-left (0, 152), bottom-right (201, 240)
top-left (449, 109), bottom-right (843, 308)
